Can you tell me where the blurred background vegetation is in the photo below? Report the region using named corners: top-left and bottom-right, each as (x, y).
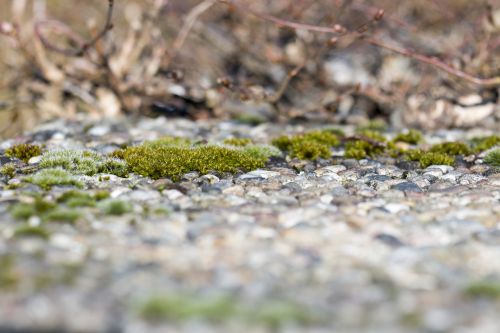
top-left (0, 0), bottom-right (498, 138)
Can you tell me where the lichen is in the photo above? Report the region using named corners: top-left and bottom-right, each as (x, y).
top-left (25, 168), bottom-right (83, 190)
top-left (430, 142), bottom-right (471, 156)
top-left (122, 143), bottom-right (268, 180)
top-left (39, 149), bottom-right (128, 177)
top-left (393, 129), bottom-right (423, 145)
top-left (272, 130), bottom-right (339, 160)
top-left (484, 149), bottom-right (500, 167)
top-left (5, 143), bottom-right (42, 163)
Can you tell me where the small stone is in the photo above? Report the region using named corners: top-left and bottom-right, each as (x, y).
top-left (239, 169), bottom-right (280, 180)
top-left (391, 182), bottom-right (422, 193)
top-left (374, 233), bottom-right (405, 247)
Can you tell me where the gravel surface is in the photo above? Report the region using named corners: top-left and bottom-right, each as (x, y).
top-left (0, 117), bottom-right (499, 333)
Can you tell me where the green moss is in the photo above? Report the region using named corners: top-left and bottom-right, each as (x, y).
top-left (233, 114), bottom-right (266, 126)
top-left (430, 142), bottom-right (471, 156)
top-left (0, 255), bottom-right (19, 290)
top-left (10, 197), bottom-right (56, 220)
top-left (272, 130), bottom-right (339, 160)
top-left (393, 129), bottom-right (423, 145)
top-left (251, 301), bottom-right (316, 330)
top-left (356, 130), bottom-right (387, 143)
top-left (464, 281), bottom-right (500, 299)
top-left (25, 168), bottom-right (83, 190)
top-left (43, 208), bottom-right (81, 223)
top-left (145, 136), bottom-right (192, 148)
top-left (405, 149), bottom-right (455, 168)
top-left (0, 163), bottom-right (16, 178)
top-left (344, 140), bottom-right (385, 160)
top-left (139, 295), bottom-right (236, 323)
top-left (484, 149), bottom-right (500, 167)
top-left (14, 225), bottom-right (50, 240)
top-left (471, 135), bottom-right (500, 153)
top-left (122, 143), bottom-right (268, 180)
top-left (355, 119), bottom-right (388, 133)
top-left (223, 138), bottom-right (253, 147)
top-left (291, 140), bottom-right (331, 160)
top-left (39, 149), bottom-right (128, 177)
top-left (5, 143), bottom-right (42, 163)
top-left (94, 190), bottom-right (110, 201)
top-left (99, 199), bottom-right (132, 216)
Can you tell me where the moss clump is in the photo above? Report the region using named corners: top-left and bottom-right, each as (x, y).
top-left (0, 256), bottom-right (19, 290)
top-left (251, 302), bottom-right (316, 330)
top-left (344, 140), bottom-right (386, 160)
top-left (406, 150), bottom-right (454, 168)
top-left (5, 143), bottom-right (42, 163)
top-left (464, 281), bottom-right (500, 299)
top-left (0, 163), bottom-right (16, 178)
top-left (14, 225), bottom-right (50, 240)
top-left (59, 191), bottom-right (96, 208)
top-left (39, 149), bottom-right (128, 177)
top-left (43, 208), bottom-right (81, 223)
top-left (10, 197), bottom-right (56, 220)
top-left (272, 130), bottom-right (339, 160)
top-left (430, 142), bottom-right (471, 156)
top-left (99, 199), bottom-right (133, 216)
top-left (145, 136), bottom-right (192, 148)
top-left (393, 129), bottom-right (423, 145)
top-left (355, 130), bottom-right (387, 143)
top-left (484, 149), bottom-right (500, 167)
top-left (233, 114), bottom-right (266, 126)
top-left (223, 138), bottom-right (253, 147)
top-left (355, 119), bottom-right (388, 133)
top-left (122, 143), bottom-right (268, 180)
top-left (139, 295), bottom-right (236, 323)
top-left (471, 135), bottom-right (500, 153)
top-left (25, 168), bottom-right (83, 190)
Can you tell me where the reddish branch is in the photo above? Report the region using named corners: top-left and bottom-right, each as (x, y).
top-left (223, 0), bottom-right (500, 88)
top-left (34, 0), bottom-right (115, 56)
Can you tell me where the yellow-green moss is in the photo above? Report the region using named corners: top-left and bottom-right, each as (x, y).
top-left (272, 130), bottom-right (339, 160)
top-left (5, 143), bottom-right (42, 163)
top-left (393, 130), bottom-right (423, 145)
top-left (430, 142), bottom-right (471, 156)
top-left (484, 149), bottom-right (500, 167)
top-left (43, 208), bottom-right (81, 223)
top-left (10, 197), bottom-right (56, 220)
top-left (122, 143), bottom-right (268, 180)
top-left (355, 130), bottom-right (387, 143)
top-left (0, 163), bottom-right (16, 178)
top-left (355, 119), bottom-right (388, 133)
top-left (14, 225), bottom-right (50, 240)
top-left (98, 199), bottom-right (133, 216)
top-left (406, 150), bottom-right (454, 168)
top-left (25, 168), bottom-right (83, 190)
top-left (223, 138), bottom-right (253, 147)
top-left (344, 140), bottom-right (386, 160)
top-left (0, 255), bottom-right (19, 290)
top-left (464, 281), bottom-right (500, 299)
top-left (471, 135), bottom-right (500, 153)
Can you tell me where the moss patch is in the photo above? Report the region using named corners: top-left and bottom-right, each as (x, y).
top-left (5, 143), bottom-right (42, 163)
top-left (14, 225), bottom-right (50, 240)
top-left (25, 168), bottom-right (83, 190)
top-left (40, 149), bottom-right (128, 177)
top-left (430, 142), bottom-right (471, 156)
top-left (122, 142), bottom-right (268, 180)
top-left (43, 208), bottom-right (81, 223)
top-left (223, 138), bottom-right (253, 147)
top-left (484, 149), bottom-right (500, 167)
top-left (464, 281), bottom-right (500, 299)
top-left (406, 150), bottom-right (455, 168)
top-left (344, 140), bottom-right (386, 160)
top-left (272, 130), bottom-right (340, 160)
top-left (0, 163), bottom-right (16, 178)
top-left (0, 255), bottom-right (19, 290)
top-left (10, 197), bottom-right (56, 220)
top-left (471, 135), bottom-right (500, 153)
top-left (393, 130), bottom-right (423, 145)
top-left (99, 199), bottom-right (133, 216)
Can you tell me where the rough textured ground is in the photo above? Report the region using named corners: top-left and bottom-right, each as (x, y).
top-left (0, 117), bottom-right (499, 333)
